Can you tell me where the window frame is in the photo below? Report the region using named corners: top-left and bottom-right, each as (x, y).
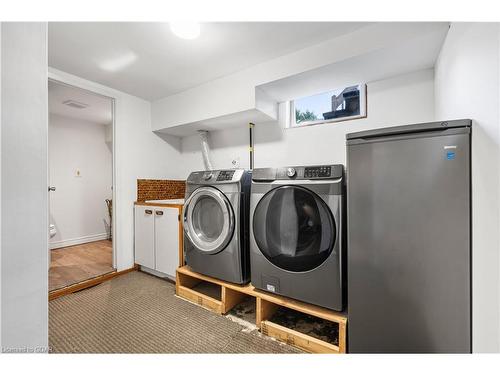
top-left (288, 83), bottom-right (367, 128)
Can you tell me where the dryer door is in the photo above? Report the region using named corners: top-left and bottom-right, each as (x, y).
top-left (253, 185), bottom-right (335, 272)
top-left (184, 186), bottom-right (235, 254)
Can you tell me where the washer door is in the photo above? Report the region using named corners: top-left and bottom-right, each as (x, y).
top-left (184, 186), bottom-right (235, 254)
top-left (253, 185), bottom-right (335, 272)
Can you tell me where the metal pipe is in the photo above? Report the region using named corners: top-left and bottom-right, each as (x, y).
top-left (198, 130), bottom-right (213, 171)
top-left (249, 123), bottom-right (255, 170)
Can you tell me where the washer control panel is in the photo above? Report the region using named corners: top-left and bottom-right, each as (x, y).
top-left (216, 170), bottom-right (235, 181)
top-left (203, 171), bottom-right (214, 180)
top-left (187, 169), bottom-right (245, 184)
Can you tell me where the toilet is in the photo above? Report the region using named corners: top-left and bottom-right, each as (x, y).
top-left (49, 224), bottom-right (57, 238)
top-left (49, 224), bottom-right (57, 269)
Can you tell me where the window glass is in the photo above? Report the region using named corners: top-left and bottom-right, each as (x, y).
top-left (291, 84), bottom-right (366, 127)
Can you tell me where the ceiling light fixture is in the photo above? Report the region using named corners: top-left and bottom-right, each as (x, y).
top-left (98, 52), bottom-right (137, 72)
top-left (63, 100), bottom-right (89, 109)
top-left (170, 22), bottom-right (200, 40)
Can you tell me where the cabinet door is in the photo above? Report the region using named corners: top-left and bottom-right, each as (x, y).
top-left (154, 207), bottom-right (180, 278)
top-left (134, 206), bottom-right (155, 269)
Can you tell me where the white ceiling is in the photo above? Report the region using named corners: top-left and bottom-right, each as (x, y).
top-left (48, 22), bottom-right (371, 101)
top-left (49, 80), bottom-right (113, 125)
top-left (258, 24), bottom-right (449, 102)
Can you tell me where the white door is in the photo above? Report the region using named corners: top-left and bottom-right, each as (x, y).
top-left (155, 207), bottom-right (180, 278)
top-left (134, 206), bottom-right (155, 269)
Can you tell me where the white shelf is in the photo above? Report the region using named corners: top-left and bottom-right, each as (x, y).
top-left (155, 107), bottom-right (276, 137)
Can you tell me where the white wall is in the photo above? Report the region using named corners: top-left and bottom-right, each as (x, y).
top-left (1, 23), bottom-right (48, 352)
top-left (48, 69), bottom-right (183, 271)
top-left (180, 69), bottom-right (435, 176)
top-left (49, 113), bottom-right (112, 249)
top-left (435, 23), bottom-right (500, 353)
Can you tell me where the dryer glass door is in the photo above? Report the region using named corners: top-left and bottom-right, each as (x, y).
top-left (184, 186), bottom-right (235, 254)
top-left (253, 185), bottom-right (335, 272)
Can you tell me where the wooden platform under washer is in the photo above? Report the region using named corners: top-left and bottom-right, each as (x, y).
top-left (176, 266), bottom-right (347, 353)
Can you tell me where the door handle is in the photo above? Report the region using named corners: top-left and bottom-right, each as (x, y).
top-left (48, 186), bottom-right (56, 192)
top-left (155, 210), bottom-right (164, 216)
top-left (145, 209), bottom-right (153, 215)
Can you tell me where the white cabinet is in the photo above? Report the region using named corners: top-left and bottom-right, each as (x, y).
top-left (155, 207), bottom-right (180, 278)
top-left (134, 206), bottom-right (155, 269)
top-left (134, 204), bottom-right (182, 279)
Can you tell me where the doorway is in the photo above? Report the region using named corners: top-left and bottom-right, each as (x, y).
top-left (48, 79), bottom-right (116, 291)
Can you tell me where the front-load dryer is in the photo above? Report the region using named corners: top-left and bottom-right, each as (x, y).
top-left (183, 169), bottom-right (251, 284)
top-left (250, 165), bottom-right (345, 310)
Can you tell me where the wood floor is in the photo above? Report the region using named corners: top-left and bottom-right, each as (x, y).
top-left (49, 240), bottom-right (114, 291)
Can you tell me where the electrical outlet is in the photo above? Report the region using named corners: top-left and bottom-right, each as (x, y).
top-left (231, 157), bottom-right (240, 168)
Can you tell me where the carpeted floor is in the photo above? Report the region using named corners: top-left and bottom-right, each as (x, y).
top-left (49, 271), bottom-right (299, 353)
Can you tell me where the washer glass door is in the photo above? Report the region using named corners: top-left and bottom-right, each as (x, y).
top-left (184, 186), bottom-right (234, 254)
top-left (253, 185), bottom-right (335, 272)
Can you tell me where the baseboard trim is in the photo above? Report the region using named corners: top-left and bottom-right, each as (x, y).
top-left (50, 233), bottom-right (109, 250)
top-left (139, 265), bottom-right (176, 282)
top-left (49, 265), bottom-right (139, 301)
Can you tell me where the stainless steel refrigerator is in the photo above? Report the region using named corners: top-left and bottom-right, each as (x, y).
top-left (346, 119), bottom-right (471, 353)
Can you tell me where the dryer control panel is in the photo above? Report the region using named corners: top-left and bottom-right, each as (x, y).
top-left (253, 165), bottom-right (343, 181)
top-left (304, 166), bottom-right (332, 178)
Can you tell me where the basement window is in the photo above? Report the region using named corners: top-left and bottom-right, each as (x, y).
top-left (288, 84), bottom-right (366, 128)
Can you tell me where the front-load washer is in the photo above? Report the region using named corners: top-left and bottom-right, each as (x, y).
top-left (250, 165), bottom-right (345, 310)
top-left (183, 169), bottom-right (251, 284)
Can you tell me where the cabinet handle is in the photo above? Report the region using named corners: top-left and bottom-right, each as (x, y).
top-left (156, 210), bottom-right (164, 216)
top-left (145, 209), bottom-right (153, 215)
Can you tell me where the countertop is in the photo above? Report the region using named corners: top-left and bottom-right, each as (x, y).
top-left (145, 199), bottom-right (184, 205)
top-left (135, 199), bottom-right (184, 207)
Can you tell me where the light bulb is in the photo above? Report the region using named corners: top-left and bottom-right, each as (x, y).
top-left (170, 22), bottom-right (200, 40)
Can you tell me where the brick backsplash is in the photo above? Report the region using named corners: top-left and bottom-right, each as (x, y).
top-left (137, 179), bottom-right (186, 202)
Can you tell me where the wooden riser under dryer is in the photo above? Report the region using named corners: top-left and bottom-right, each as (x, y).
top-left (176, 266), bottom-right (347, 354)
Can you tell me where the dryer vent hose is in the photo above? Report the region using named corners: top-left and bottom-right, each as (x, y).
top-left (198, 130), bottom-right (213, 171)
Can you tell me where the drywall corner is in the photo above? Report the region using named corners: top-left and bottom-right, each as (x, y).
top-left (435, 22), bottom-right (500, 353)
